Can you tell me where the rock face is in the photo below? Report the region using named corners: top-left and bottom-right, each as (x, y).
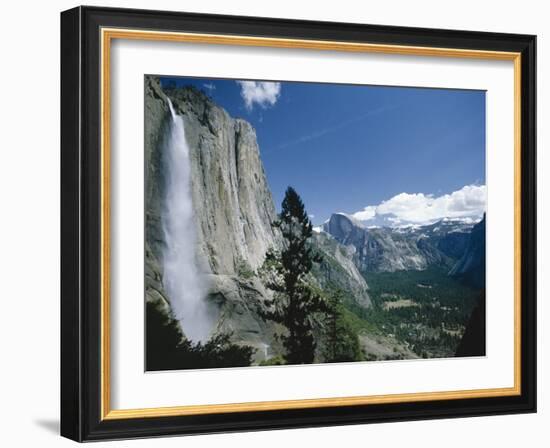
top-left (323, 213), bottom-right (475, 273)
top-left (144, 78), bottom-right (171, 315)
top-left (311, 232), bottom-right (371, 308)
top-left (177, 95), bottom-right (280, 276)
top-left (436, 231), bottom-right (470, 260)
top-left (449, 215), bottom-right (486, 288)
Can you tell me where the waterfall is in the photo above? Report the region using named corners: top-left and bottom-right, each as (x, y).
top-left (161, 98), bottom-right (214, 343)
top-left (262, 343), bottom-right (271, 360)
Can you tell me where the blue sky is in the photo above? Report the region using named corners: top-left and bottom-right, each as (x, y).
top-left (159, 77), bottom-right (486, 226)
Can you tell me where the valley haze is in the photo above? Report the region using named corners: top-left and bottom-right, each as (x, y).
top-left (144, 75), bottom-right (487, 371)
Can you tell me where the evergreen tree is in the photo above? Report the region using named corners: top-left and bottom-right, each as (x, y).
top-left (325, 289), bottom-right (343, 362)
top-left (261, 187), bottom-right (328, 364)
top-left (323, 289), bottom-right (361, 363)
top-left (146, 302), bottom-right (255, 370)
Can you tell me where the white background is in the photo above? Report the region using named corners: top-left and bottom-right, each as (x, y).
top-left (0, 0), bottom-right (547, 447)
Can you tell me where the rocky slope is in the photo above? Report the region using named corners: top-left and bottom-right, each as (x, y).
top-left (311, 232), bottom-right (371, 308)
top-left (449, 215), bottom-right (486, 288)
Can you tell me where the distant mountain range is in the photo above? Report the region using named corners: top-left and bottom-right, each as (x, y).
top-left (319, 212), bottom-right (484, 280)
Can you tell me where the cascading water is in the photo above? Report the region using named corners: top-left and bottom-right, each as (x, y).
top-left (161, 98), bottom-right (214, 343)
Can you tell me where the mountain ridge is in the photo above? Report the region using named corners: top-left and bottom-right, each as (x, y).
top-left (322, 213), bottom-right (478, 273)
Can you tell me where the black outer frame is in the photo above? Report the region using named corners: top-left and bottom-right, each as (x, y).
top-left (60, 6), bottom-right (537, 442)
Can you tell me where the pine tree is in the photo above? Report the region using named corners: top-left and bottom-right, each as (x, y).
top-left (325, 289), bottom-right (343, 362)
top-left (323, 288), bottom-right (361, 363)
top-left (146, 302), bottom-right (255, 370)
top-left (261, 187), bottom-right (328, 364)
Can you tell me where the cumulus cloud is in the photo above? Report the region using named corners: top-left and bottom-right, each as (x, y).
top-left (351, 184), bottom-right (486, 226)
top-left (352, 205), bottom-right (377, 221)
top-left (237, 81), bottom-right (281, 110)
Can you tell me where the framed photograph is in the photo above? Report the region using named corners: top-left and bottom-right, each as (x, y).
top-left (60, 6), bottom-right (536, 442)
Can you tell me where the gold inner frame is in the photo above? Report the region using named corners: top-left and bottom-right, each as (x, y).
top-left (100, 27), bottom-right (522, 421)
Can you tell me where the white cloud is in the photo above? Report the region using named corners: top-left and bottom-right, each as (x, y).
top-left (237, 81), bottom-right (281, 110)
top-left (203, 83), bottom-right (216, 92)
top-left (352, 205), bottom-right (376, 221)
top-left (351, 184), bottom-right (486, 226)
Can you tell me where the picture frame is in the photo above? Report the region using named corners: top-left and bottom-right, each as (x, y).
top-left (60, 5), bottom-right (536, 442)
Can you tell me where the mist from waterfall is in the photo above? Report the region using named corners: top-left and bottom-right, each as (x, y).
top-left (161, 97), bottom-right (214, 343)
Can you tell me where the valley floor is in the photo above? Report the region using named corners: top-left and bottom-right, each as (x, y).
top-left (349, 267), bottom-right (481, 361)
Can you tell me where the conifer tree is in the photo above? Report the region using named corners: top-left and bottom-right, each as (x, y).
top-left (323, 288), bottom-right (361, 363)
top-left (146, 302), bottom-right (255, 370)
top-left (325, 289), bottom-right (343, 362)
top-left (261, 187), bottom-right (328, 364)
